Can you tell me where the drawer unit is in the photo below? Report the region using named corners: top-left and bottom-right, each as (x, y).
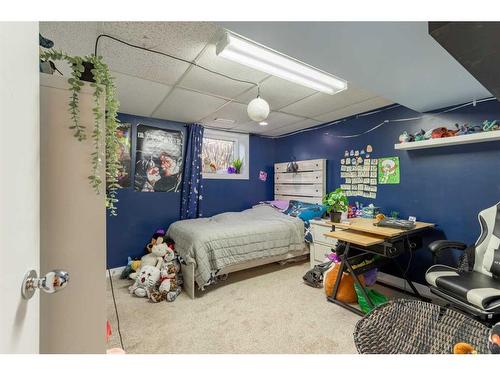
top-left (311, 242), bottom-right (331, 264)
top-left (309, 219), bottom-right (344, 267)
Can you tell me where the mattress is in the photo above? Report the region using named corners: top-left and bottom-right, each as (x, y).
top-left (167, 205), bottom-right (305, 288)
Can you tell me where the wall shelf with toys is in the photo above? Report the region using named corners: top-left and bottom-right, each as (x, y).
top-left (395, 129), bottom-right (500, 150)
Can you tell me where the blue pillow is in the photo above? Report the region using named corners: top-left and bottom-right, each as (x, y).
top-left (283, 200), bottom-right (326, 221)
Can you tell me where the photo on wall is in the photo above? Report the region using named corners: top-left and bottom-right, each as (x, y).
top-left (115, 123), bottom-right (132, 188)
top-left (134, 124), bottom-right (184, 192)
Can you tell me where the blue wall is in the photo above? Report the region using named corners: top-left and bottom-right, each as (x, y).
top-left (106, 113), bottom-right (275, 268)
top-left (275, 99), bottom-right (500, 283)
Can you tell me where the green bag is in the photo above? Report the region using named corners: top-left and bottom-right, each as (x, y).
top-left (354, 283), bottom-right (388, 314)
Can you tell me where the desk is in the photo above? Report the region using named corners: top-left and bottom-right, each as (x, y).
top-left (323, 218), bottom-right (434, 316)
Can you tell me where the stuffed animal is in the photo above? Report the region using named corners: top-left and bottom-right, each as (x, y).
top-left (129, 238), bottom-right (169, 280)
top-left (129, 265), bottom-right (161, 298)
top-left (324, 262), bottom-right (365, 303)
top-left (150, 255), bottom-right (182, 303)
top-left (489, 322), bottom-right (500, 354)
top-left (120, 256), bottom-right (142, 279)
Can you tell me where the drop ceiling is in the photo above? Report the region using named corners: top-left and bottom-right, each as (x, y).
top-left (40, 21), bottom-right (491, 136)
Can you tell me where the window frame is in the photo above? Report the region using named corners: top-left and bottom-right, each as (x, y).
top-left (202, 129), bottom-right (249, 180)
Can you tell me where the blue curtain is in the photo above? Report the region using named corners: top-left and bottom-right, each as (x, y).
top-left (180, 123), bottom-right (204, 220)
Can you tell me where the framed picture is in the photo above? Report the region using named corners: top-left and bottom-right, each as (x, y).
top-left (134, 125), bottom-right (184, 192)
top-left (115, 123), bottom-right (132, 188)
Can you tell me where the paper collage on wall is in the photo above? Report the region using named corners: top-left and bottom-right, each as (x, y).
top-left (339, 145), bottom-right (378, 199)
top-left (134, 124), bottom-right (184, 192)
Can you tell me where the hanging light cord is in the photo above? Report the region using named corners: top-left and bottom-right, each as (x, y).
top-left (94, 34), bottom-right (260, 93)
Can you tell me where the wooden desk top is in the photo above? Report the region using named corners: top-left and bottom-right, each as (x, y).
top-left (323, 217), bottom-right (434, 238)
top-left (324, 229), bottom-right (386, 247)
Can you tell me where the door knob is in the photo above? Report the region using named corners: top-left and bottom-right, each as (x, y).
top-left (22, 269), bottom-right (70, 300)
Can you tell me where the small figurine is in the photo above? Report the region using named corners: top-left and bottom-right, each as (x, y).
top-left (483, 120), bottom-right (498, 132)
top-left (413, 129), bottom-right (426, 141)
top-left (398, 131), bottom-right (413, 143)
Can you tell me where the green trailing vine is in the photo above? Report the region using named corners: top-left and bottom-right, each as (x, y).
top-left (40, 50), bottom-right (121, 215)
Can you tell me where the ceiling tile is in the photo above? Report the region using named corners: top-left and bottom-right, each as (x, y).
top-left (201, 101), bottom-right (250, 127)
top-left (97, 22), bottom-right (221, 86)
top-left (264, 118), bottom-right (322, 136)
top-left (152, 88), bottom-right (227, 123)
top-left (113, 71), bottom-right (172, 117)
top-left (97, 22), bottom-right (219, 60)
top-left (178, 40), bottom-right (269, 99)
top-left (98, 37), bottom-right (189, 86)
top-left (234, 111), bottom-right (306, 134)
top-left (40, 22), bottom-right (98, 57)
top-left (280, 86), bottom-right (379, 118)
top-left (235, 76), bottom-right (317, 110)
top-left (313, 96), bottom-right (394, 123)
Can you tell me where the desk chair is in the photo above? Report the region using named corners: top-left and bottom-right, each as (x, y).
top-left (425, 202), bottom-right (500, 321)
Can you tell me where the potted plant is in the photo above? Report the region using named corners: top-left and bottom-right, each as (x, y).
top-left (39, 49), bottom-right (121, 215)
top-left (228, 158), bottom-right (243, 174)
top-left (323, 188), bottom-right (349, 223)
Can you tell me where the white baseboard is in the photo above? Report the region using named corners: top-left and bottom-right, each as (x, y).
top-left (377, 271), bottom-right (433, 299)
top-left (106, 266), bottom-right (125, 279)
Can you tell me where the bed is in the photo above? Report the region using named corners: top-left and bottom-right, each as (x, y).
top-left (167, 158), bottom-right (326, 298)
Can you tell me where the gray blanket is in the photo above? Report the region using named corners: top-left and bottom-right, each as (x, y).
top-left (167, 205), bottom-right (304, 288)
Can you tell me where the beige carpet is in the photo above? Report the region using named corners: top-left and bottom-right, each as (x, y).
top-left (106, 260), bottom-right (363, 354)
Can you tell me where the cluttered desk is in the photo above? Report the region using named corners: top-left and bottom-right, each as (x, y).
top-left (324, 217), bottom-right (434, 316)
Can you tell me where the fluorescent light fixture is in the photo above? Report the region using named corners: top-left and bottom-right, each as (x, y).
top-left (216, 32), bottom-right (347, 95)
top-left (259, 121), bottom-right (268, 126)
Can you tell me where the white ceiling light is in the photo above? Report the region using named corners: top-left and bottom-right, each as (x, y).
top-left (216, 31), bottom-right (348, 95)
top-left (259, 121), bottom-right (268, 126)
top-left (247, 96), bottom-right (270, 122)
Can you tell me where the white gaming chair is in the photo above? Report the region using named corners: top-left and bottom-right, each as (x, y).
top-left (425, 202), bottom-right (500, 320)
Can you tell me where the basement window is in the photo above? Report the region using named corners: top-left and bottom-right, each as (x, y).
top-left (202, 129), bottom-right (249, 180)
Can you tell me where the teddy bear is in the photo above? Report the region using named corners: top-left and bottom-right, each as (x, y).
top-left (129, 237), bottom-right (169, 280)
top-left (128, 265), bottom-right (161, 298)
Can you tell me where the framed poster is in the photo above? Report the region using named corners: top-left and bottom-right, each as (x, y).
top-left (378, 157), bottom-right (400, 184)
top-left (115, 123), bottom-right (132, 188)
top-left (134, 125), bottom-right (184, 192)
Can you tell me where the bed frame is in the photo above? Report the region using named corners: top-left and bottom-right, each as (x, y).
top-left (181, 158), bottom-right (327, 299)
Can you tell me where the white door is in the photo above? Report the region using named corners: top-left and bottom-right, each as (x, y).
top-left (0, 22), bottom-right (40, 353)
top-left (0, 22), bottom-right (106, 354)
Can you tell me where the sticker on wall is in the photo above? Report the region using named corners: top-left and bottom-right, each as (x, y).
top-left (134, 124), bottom-right (184, 192)
top-left (340, 159), bottom-right (345, 165)
top-left (115, 123), bottom-right (132, 188)
top-left (378, 157), bottom-right (400, 184)
top-left (360, 149), bottom-right (365, 155)
top-left (344, 150), bottom-right (349, 157)
top-left (350, 150), bottom-right (354, 156)
top-left (366, 145), bottom-right (373, 153)
top-left (259, 171), bottom-right (268, 181)
top-left (354, 150), bottom-right (360, 157)
top-left (345, 158), bottom-right (351, 165)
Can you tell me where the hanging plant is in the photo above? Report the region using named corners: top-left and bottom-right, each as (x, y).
top-left (40, 49), bottom-right (121, 215)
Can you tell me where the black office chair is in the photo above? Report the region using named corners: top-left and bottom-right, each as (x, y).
top-left (425, 202), bottom-right (500, 321)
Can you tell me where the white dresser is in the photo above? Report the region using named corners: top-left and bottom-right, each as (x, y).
top-left (309, 219), bottom-right (341, 266)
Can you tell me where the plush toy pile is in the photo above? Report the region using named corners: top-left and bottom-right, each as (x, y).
top-left (122, 229), bottom-right (182, 303)
top-left (398, 120), bottom-right (498, 143)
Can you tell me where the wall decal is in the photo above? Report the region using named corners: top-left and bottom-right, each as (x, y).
top-left (259, 171), bottom-right (267, 181)
top-left (134, 124), bottom-right (184, 192)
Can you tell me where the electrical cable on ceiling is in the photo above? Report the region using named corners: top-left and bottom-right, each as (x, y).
top-left (107, 268), bottom-right (125, 351)
top-left (270, 96), bottom-right (497, 139)
top-left (94, 34), bottom-right (261, 95)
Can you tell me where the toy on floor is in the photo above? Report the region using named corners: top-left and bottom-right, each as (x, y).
top-left (453, 342), bottom-right (477, 354)
top-left (129, 265), bottom-right (161, 298)
top-left (129, 237), bottom-right (172, 280)
top-left (120, 229), bottom-right (167, 279)
top-left (324, 262), bottom-right (365, 303)
top-left (150, 253), bottom-right (183, 302)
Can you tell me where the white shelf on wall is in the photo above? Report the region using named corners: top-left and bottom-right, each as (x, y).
top-left (394, 131), bottom-right (500, 150)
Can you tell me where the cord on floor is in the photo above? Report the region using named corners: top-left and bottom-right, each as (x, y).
top-left (108, 268), bottom-right (125, 351)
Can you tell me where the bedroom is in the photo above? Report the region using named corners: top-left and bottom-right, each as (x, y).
top-left (1, 1), bottom-right (500, 371)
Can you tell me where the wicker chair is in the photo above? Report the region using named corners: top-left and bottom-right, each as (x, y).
top-left (354, 299), bottom-right (490, 354)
